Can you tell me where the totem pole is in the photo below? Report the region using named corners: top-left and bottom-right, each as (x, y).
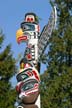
top-left (16, 5), bottom-right (57, 108)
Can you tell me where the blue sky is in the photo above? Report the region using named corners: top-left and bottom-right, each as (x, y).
top-left (0, 0), bottom-right (52, 86)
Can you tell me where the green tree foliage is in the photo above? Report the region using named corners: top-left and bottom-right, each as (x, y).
top-left (41, 0), bottom-right (72, 108)
top-left (0, 30), bottom-right (17, 108)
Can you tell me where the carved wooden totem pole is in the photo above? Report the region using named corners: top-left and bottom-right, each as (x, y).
top-left (16, 5), bottom-right (57, 108)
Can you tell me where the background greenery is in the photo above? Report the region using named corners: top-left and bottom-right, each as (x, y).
top-left (0, 30), bottom-right (17, 108)
top-left (41, 0), bottom-right (72, 108)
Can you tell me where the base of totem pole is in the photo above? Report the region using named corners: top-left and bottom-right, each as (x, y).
top-left (17, 95), bottom-right (41, 108)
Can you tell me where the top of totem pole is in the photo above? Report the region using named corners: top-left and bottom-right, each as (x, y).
top-left (16, 12), bottom-right (40, 44)
top-left (24, 12), bottom-right (39, 24)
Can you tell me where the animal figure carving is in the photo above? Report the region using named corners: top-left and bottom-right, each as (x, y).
top-left (16, 5), bottom-right (57, 108)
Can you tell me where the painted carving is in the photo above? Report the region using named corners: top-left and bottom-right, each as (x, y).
top-left (16, 6), bottom-right (57, 108)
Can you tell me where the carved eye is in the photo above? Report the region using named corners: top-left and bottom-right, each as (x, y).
top-left (31, 18), bottom-right (33, 22)
top-left (23, 25), bottom-right (30, 30)
top-left (27, 17), bottom-right (30, 22)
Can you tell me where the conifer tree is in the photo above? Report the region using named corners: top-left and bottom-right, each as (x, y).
top-left (41, 1), bottom-right (72, 108)
top-left (0, 30), bottom-right (17, 108)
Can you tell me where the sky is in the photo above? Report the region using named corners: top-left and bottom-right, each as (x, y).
top-left (0, 0), bottom-right (52, 86)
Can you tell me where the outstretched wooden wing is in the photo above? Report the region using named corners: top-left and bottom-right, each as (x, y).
top-left (38, 6), bottom-right (57, 60)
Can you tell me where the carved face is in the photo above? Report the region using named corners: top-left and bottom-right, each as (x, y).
top-left (17, 67), bottom-right (40, 82)
top-left (16, 79), bottom-right (39, 96)
top-left (25, 15), bottom-right (35, 23)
